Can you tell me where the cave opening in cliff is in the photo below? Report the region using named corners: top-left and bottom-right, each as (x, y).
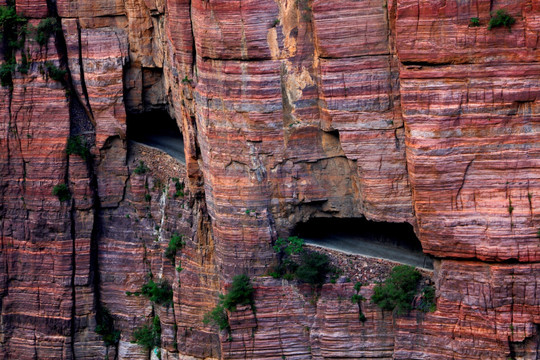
top-left (293, 218), bottom-right (433, 269)
top-left (127, 110), bottom-right (185, 163)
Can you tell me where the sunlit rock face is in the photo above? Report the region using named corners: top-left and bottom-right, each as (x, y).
top-left (0, 0), bottom-right (538, 359)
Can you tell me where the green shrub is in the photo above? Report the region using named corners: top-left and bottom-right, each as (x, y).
top-left (204, 274), bottom-right (255, 332)
top-left (271, 236), bottom-right (336, 287)
top-left (351, 283), bottom-right (366, 322)
top-left (469, 17), bottom-right (480, 27)
top-left (358, 312), bottom-right (366, 322)
top-left (165, 233), bottom-right (185, 264)
top-left (0, 61), bottom-right (15, 87)
top-left (488, 9), bottom-right (515, 30)
top-left (0, 6), bottom-right (27, 88)
top-left (175, 262), bottom-right (183, 272)
top-left (222, 274), bottom-right (254, 311)
top-left (371, 265), bottom-right (421, 315)
top-left (132, 315), bottom-right (161, 351)
top-left (203, 303), bottom-right (229, 331)
top-left (417, 285), bottom-right (436, 313)
top-left (173, 178), bottom-right (184, 198)
top-left (273, 236), bottom-right (304, 255)
top-left (0, 5), bottom-right (28, 51)
top-left (329, 266), bottom-right (343, 283)
top-left (35, 17), bottom-right (59, 46)
top-left (66, 136), bottom-right (90, 160)
top-left (140, 279), bottom-right (173, 306)
top-left (295, 251), bottom-right (330, 286)
top-left (53, 183), bottom-right (71, 202)
top-left (95, 307), bottom-right (120, 346)
top-left (134, 161), bottom-right (149, 175)
top-left (17, 52), bottom-right (29, 74)
top-left (44, 61), bottom-right (66, 81)
top-left (268, 269), bottom-right (281, 278)
top-left (283, 273), bottom-right (295, 280)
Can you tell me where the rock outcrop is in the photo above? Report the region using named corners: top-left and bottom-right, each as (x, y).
top-left (0, 0), bottom-right (538, 359)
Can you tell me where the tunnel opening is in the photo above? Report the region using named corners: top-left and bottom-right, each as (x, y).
top-left (293, 218), bottom-right (433, 269)
top-left (127, 110), bottom-right (185, 163)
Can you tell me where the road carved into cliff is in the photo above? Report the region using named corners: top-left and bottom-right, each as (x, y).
top-left (304, 236), bottom-right (433, 270)
top-left (131, 134), bottom-right (186, 163)
top-left (296, 218), bottom-right (434, 269)
top-left (128, 111), bottom-right (186, 163)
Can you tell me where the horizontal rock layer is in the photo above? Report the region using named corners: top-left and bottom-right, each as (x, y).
top-left (0, 0), bottom-right (538, 359)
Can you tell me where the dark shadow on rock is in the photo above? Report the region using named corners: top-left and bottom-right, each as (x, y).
top-left (294, 218), bottom-right (434, 269)
top-left (127, 110), bottom-right (185, 163)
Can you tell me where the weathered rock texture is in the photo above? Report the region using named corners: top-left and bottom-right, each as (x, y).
top-left (0, 0), bottom-right (538, 359)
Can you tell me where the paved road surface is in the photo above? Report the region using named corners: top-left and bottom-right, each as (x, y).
top-left (128, 111), bottom-right (186, 163)
top-left (304, 235), bottom-right (433, 269)
top-left (132, 134), bottom-right (186, 163)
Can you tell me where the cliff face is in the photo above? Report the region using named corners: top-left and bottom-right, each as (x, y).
top-left (0, 0), bottom-right (538, 359)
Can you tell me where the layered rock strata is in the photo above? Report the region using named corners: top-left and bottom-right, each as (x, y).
top-left (0, 0), bottom-right (538, 359)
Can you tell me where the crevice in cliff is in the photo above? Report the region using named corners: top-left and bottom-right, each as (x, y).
top-left (42, 1), bottom-right (84, 357)
top-left (6, 93), bottom-right (28, 197)
top-left (42, 1), bottom-right (110, 357)
top-left (69, 181), bottom-right (77, 360)
top-left (75, 20), bottom-right (94, 119)
top-left (199, 55), bottom-right (279, 62)
top-left (455, 158), bottom-right (475, 211)
top-left (188, 0), bottom-right (197, 78)
top-left (317, 52), bottom-right (391, 60)
top-left (280, 62), bottom-right (296, 130)
top-left (401, 61), bottom-right (454, 68)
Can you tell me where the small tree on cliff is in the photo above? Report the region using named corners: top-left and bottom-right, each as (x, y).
top-left (203, 274), bottom-right (255, 333)
top-left (371, 265), bottom-right (421, 315)
top-left (270, 236), bottom-right (332, 287)
top-left (132, 315), bottom-right (161, 351)
top-left (488, 9), bottom-right (515, 30)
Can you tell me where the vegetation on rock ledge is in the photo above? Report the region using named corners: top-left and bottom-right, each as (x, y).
top-left (371, 265), bottom-right (421, 315)
top-left (53, 183), bottom-right (71, 202)
top-left (270, 236), bottom-right (333, 287)
top-left (165, 233), bottom-right (185, 264)
top-left (134, 160), bottom-right (149, 175)
top-left (351, 282), bottom-right (366, 322)
top-left (0, 5), bottom-right (28, 87)
top-left (66, 136), bottom-right (90, 160)
top-left (44, 61), bottom-right (67, 82)
top-left (371, 265), bottom-right (436, 315)
top-left (469, 17), bottom-right (480, 27)
top-left (127, 278), bottom-right (173, 307)
top-left (95, 307), bottom-right (120, 347)
top-left (172, 177), bottom-right (185, 198)
top-left (418, 285), bottom-right (436, 313)
top-left (132, 315), bottom-right (161, 351)
top-left (35, 17), bottom-right (59, 46)
top-left (488, 9), bottom-right (515, 30)
top-left (204, 274), bottom-right (255, 332)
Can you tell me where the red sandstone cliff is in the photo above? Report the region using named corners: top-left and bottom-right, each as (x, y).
top-left (0, 0), bottom-right (538, 359)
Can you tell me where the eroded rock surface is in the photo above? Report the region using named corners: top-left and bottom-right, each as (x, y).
top-left (0, 0), bottom-right (538, 359)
